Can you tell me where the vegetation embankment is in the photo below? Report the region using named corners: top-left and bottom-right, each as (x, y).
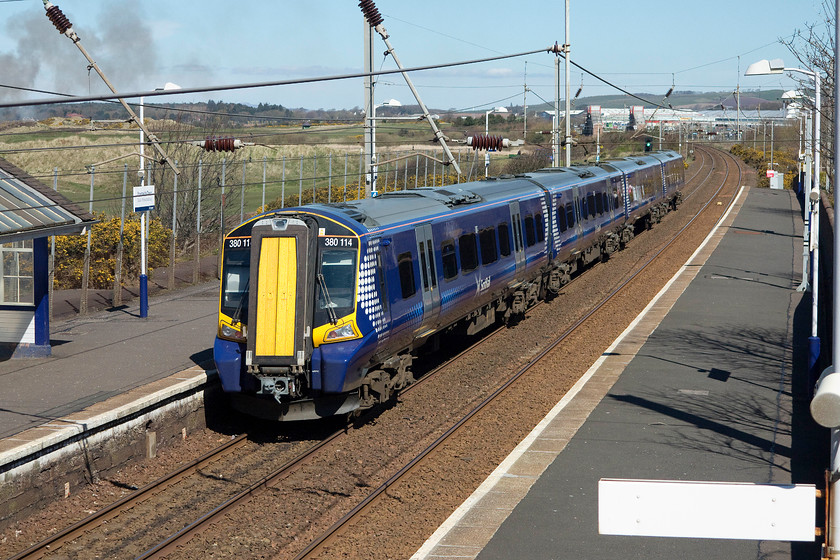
top-left (6, 114), bottom-right (701, 290)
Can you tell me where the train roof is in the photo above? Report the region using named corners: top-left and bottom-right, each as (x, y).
top-left (327, 177), bottom-right (542, 230)
top-left (303, 151), bottom-right (682, 233)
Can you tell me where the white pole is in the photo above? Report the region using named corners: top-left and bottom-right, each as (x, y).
top-left (363, 19), bottom-right (375, 198)
top-left (138, 98), bottom-right (148, 318)
top-left (524, 61), bottom-right (528, 142)
top-left (564, 0), bottom-right (571, 167)
top-left (554, 54), bottom-right (560, 167)
top-left (811, 72), bottom-right (821, 341)
top-left (485, 109), bottom-right (491, 177)
top-left (831, 3), bottom-right (840, 551)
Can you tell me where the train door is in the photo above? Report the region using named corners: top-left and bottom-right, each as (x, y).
top-left (246, 217), bottom-right (316, 371)
top-left (508, 201), bottom-right (526, 272)
top-left (414, 224), bottom-right (440, 337)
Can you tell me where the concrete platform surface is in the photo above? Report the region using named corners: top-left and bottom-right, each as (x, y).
top-left (413, 186), bottom-right (825, 560)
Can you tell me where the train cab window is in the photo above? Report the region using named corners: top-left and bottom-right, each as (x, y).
top-left (397, 252), bottom-right (416, 299)
top-left (479, 227), bottom-right (498, 265)
top-left (315, 248), bottom-right (358, 326)
top-left (498, 222), bottom-right (512, 257)
top-left (523, 215), bottom-right (536, 247)
top-left (220, 247), bottom-right (250, 320)
top-left (595, 192), bottom-right (604, 215)
top-left (459, 233), bottom-right (478, 272)
top-left (441, 240), bottom-right (458, 280)
top-left (602, 192), bottom-right (610, 213)
top-left (535, 213), bottom-right (545, 243)
top-left (587, 194), bottom-right (597, 218)
top-left (565, 203), bottom-right (575, 228)
top-left (557, 204), bottom-right (568, 232)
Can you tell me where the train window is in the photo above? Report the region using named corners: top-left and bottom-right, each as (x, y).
top-left (524, 215), bottom-right (536, 247)
top-left (376, 250), bottom-right (388, 312)
top-left (479, 227), bottom-right (498, 265)
top-left (602, 192), bottom-right (610, 212)
top-left (557, 204), bottom-right (568, 232)
top-left (441, 240), bottom-right (458, 280)
top-left (498, 222), bottom-right (511, 256)
top-left (587, 194), bottom-right (597, 218)
top-left (459, 233), bottom-right (478, 272)
top-left (565, 203), bottom-right (575, 228)
top-left (220, 247), bottom-right (250, 320)
top-left (397, 252), bottom-right (416, 299)
top-left (418, 239), bottom-right (430, 289)
top-left (595, 192), bottom-right (604, 215)
top-left (535, 213), bottom-right (545, 243)
top-left (426, 240), bottom-right (437, 288)
top-left (315, 248), bottom-right (358, 326)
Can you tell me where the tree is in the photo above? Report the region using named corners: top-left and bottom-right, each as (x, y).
top-left (781, 0), bottom-right (835, 192)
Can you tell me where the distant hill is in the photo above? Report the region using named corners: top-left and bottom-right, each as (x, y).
top-left (0, 89), bottom-right (786, 126)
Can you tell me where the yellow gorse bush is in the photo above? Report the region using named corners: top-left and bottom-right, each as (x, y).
top-left (54, 212), bottom-right (171, 289)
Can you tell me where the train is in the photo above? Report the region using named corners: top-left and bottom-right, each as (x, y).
top-left (213, 151), bottom-right (685, 421)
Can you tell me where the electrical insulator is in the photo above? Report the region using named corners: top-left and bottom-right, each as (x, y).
top-left (194, 137), bottom-right (251, 152)
top-left (44, 2), bottom-right (72, 34)
top-left (358, 0), bottom-right (383, 27)
top-left (467, 134), bottom-right (509, 152)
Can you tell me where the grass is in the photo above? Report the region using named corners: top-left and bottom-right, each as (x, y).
top-left (0, 116), bottom-right (708, 221)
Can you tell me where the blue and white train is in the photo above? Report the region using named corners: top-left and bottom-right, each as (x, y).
top-left (214, 151), bottom-right (685, 420)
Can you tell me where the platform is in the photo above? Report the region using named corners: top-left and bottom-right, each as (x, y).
top-left (412, 186), bottom-right (825, 559)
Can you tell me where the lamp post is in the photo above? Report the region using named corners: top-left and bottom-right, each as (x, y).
top-left (138, 82), bottom-right (180, 318)
top-left (369, 98), bottom-right (401, 197)
top-left (746, 60), bottom-right (821, 371)
top-left (485, 107), bottom-right (508, 177)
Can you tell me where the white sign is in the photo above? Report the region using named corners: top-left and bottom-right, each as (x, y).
top-left (598, 479), bottom-right (816, 541)
top-left (133, 185), bottom-right (155, 212)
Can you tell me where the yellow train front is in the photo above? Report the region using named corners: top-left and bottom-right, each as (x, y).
top-left (214, 210), bottom-right (377, 421)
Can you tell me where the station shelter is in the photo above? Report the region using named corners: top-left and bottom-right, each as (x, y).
top-left (0, 158), bottom-right (95, 358)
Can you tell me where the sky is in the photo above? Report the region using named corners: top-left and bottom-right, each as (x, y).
top-left (0, 0), bottom-right (829, 112)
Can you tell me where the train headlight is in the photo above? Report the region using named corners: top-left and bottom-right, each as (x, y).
top-left (324, 321), bottom-right (359, 342)
top-left (220, 322), bottom-right (246, 342)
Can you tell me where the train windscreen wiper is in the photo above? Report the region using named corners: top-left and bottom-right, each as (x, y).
top-left (316, 273), bottom-right (338, 325)
top-left (232, 278), bottom-right (249, 325)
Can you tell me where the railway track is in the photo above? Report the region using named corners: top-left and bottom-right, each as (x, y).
top-left (291, 145), bottom-right (745, 559)
top-left (5, 146), bottom-right (748, 560)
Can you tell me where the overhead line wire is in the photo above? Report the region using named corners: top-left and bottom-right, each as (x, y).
top-left (0, 47), bottom-right (553, 109)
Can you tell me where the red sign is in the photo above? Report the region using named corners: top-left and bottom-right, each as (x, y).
top-left (766, 170), bottom-right (776, 178)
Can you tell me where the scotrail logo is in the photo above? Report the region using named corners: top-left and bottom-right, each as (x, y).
top-left (475, 274), bottom-right (491, 294)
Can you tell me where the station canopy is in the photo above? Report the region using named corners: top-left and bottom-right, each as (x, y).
top-left (0, 157), bottom-right (96, 243)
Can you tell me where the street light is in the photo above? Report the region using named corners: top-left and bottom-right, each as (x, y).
top-left (138, 82), bottom-right (180, 318)
top-left (746, 59), bottom-right (821, 366)
top-left (368, 98), bottom-right (401, 197)
top-left (484, 107), bottom-right (508, 177)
